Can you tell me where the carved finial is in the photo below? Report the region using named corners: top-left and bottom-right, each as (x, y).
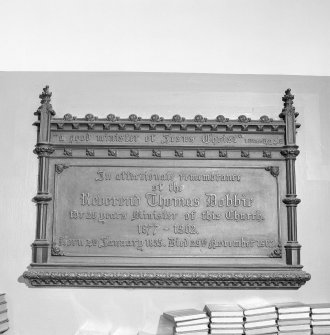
top-left (280, 88), bottom-right (298, 119)
top-left (35, 85), bottom-right (55, 116)
top-left (39, 85), bottom-right (52, 104)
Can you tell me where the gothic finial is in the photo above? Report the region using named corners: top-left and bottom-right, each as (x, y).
top-left (39, 85), bottom-right (52, 104)
top-left (35, 85), bottom-right (55, 116)
top-left (280, 88), bottom-right (297, 119)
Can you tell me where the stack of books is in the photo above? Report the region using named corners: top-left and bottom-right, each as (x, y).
top-left (163, 308), bottom-right (209, 335)
top-left (241, 304), bottom-right (278, 335)
top-left (310, 303), bottom-right (330, 335)
top-left (276, 302), bottom-right (311, 335)
top-left (0, 294), bottom-right (8, 334)
top-left (204, 304), bottom-right (244, 335)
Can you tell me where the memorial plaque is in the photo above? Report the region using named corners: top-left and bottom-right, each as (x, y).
top-left (23, 87), bottom-right (310, 288)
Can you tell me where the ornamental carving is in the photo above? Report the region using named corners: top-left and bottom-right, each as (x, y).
top-left (216, 115), bottom-right (228, 122)
top-left (86, 148), bottom-right (95, 157)
top-left (269, 245), bottom-right (282, 258)
top-left (238, 115), bottom-right (250, 123)
top-left (106, 114), bottom-right (118, 121)
top-left (172, 114), bottom-right (185, 122)
top-left (282, 198), bottom-right (301, 206)
top-left (23, 270), bottom-right (311, 288)
top-left (265, 166), bottom-right (279, 178)
top-left (175, 150), bottom-right (183, 158)
top-left (51, 243), bottom-right (65, 256)
top-left (150, 114), bottom-right (163, 122)
top-left (281, 148), bottom-right (300, 158)
top-left (108, 149), bottom-right (117, 157)
top-left (197, 150), bottom-right (205, 158)
top-left (260, 115), bottom-right (272, 123)
top-left (33, 146), bottom-right (55, 156)
top-left (130, 149), bottom-right (139, 158)
top-left (241, 150), bottom-right (249, 158)
top-left (152, 149), bottom-right (161, 158)
top-left (63, 148), bottom-right (72, 156)
top-left (55, 164), bottom-right (69, 174)
top-left (219, 150), bottom-right (227, 158)
top-left (194, 115), bottom-right (207, 123)
top-left (263, 150), bottom-right (272, 159)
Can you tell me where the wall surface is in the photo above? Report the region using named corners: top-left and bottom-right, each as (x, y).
top-left (0, 0), bottom-right (330, 75)
top-left (0, 72), bottom-right (330, 335)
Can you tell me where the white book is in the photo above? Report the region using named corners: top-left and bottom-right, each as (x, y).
top-left (312, 314), bottom-right (330, 320)
top-left (279, 325), bottom-right (311, 331)
top-left (310, 303), bottom-right (330, 314)
top-left (278, 313), bottom-right (310, 320)
top-left (210, 323), bottom-right (243, 329)
top-left (312, 326), bottom-right (330, 335)
top-left (312, 320), bottom-right (330, 326)
top-left (244, 319), bottom-right (277, 329)
top-left (276, 302), bottom-right (310, 314)
top-left (278, 331), bottom-right (311, 335)
top-left (245, 312), bottom-right (277, 322)
top-left (278, 319), bottom-right (310, 326)
top-left (175, 324), bottom-right (209, 333)
top-left (244, 326), bottom-right (278, 335)
top-left (204, 304), bottom-right (243, 317)
top-left (240, 304), bottom-right (276, 316)
top-left (211, 317), bottom-right (243, 323)
top-left (176, 317), bottom-right (210, 327)
top-left (209, 329), bottom-right (243, 334)
top-left (163, 309), bottom-right (207, 322)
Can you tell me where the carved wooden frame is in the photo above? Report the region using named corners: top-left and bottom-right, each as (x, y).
top-left (23, 87), bottom-right (310, 288)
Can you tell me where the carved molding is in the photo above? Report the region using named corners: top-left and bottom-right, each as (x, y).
top-left (269, 245), bottom-right (282, 258)
top-left (283, 198), bottom-right (301, 206)
top-left (281, 148), bottom-right (300, 158)
top-left (55, 164), bottom-right (69, 174)
top-left (86, 148), bottom-right (95, 157)
top-left (51, 243), bottom-right (65, 256)
top-left (23, 270), bottom-right (311, 288)
top-left (33, 194), bottom-right (52, 202)
top-left (197, 150), bottom-right (205, 158)
top-left (63, 148), bottom-right (72, 156)
top-left (152, 149), bottom-right (161, 158)
top-left (108, 149), bottom-right (117, 157)
top-left (49, 113), bottom-right (289, 133)
top-left (263, 150), bottom-right (272, 159)
top-left (130, 149), bottom-right (139, 158)
top-left (241, 150), bottom-right (249, 158)
top-left (265, 166), bottom-right (279, 178)
top-left (219, 150), bottom-right (228, 158)
top-left (175, 150), bottom-right (183, 158)
top-left (33, 146), bottom-right (55, 156)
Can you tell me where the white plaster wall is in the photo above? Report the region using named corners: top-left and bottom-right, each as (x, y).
top-left (0, 72), bottom-right (329, 335)
top-left (0, 0), bottom-right (330, 75)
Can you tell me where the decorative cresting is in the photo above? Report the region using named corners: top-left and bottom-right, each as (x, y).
top-left (24, 86), bottom-right (310, 289)
top-left (279, 89), bottom-right (301, 266)
top-left (32, 86), bottom-right (55, 264)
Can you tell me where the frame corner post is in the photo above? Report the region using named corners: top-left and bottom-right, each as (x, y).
top-left (32, 86), bottom-right (55, 264)
top-left (280, 89), bottom-right (301, 266)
